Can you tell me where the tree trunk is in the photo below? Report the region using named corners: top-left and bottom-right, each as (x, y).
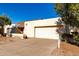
top-left (65, 24), bottom-right (70, 34)
top-left (1, 26), bottom-right (4, 36)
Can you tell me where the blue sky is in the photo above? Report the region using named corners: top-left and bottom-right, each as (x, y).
top-left (0, 3), bottom-right (58, 24)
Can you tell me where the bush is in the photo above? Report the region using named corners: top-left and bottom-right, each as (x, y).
top-left (62, 32), bottom-right (79, 46)
top-left (62, 33), bottom-right (76, 44)
top-left (72, 32), bottom-right (79, 41)
top-left (62, 33), bottom-right (73, 41)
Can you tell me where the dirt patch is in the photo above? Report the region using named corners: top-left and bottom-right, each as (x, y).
top-left (51, 42), bottom-right (79, 56)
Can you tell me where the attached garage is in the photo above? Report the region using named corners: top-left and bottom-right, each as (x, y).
top-left (34, 25), bottom-right (63, 40)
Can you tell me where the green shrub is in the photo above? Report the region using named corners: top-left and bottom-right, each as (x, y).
top-left (71, 32), bottom-right (79, 42)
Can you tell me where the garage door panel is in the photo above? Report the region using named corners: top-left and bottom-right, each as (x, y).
top-left (35, 27), bottom-right (59, 39)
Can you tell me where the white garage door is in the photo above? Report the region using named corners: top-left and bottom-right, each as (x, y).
top-left (35, 27), bottom-right (59, 40)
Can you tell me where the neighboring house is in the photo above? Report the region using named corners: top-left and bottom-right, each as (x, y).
top-left (23, 17), bottom-right (64, 40)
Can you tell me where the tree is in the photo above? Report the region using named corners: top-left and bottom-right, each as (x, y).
top-left (0, 16), bottom-right (11, 25)
top-left (0, 16), bottom-right (12, 36)
top-left (55, 3), bottom-right (79, 34)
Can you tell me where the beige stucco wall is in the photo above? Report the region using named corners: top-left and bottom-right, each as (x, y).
top-left (23, 17), bottom-right (61, 40)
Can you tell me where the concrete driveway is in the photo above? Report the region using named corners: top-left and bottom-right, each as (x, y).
top-left (0, 37), bottom-right (58, 56)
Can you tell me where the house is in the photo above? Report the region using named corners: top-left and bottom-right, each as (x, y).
top-left (3, 17), bottom-right (63, 48)
top-left (23, 17), bottom-right (63, 40)
top-left (4, 17), bottom-right (64, 41)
